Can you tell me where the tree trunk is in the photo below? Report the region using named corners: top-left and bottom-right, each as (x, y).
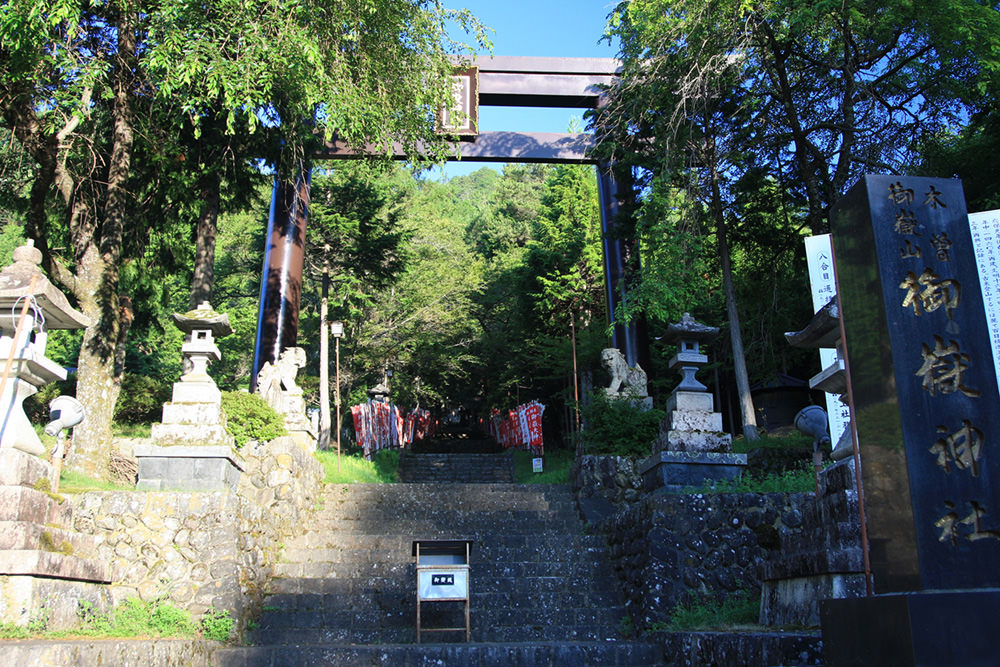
top-left (707, 140), bottom-right (760, 441)
top-left (190, 171), bottom-right (222, 309)
top-left (65, 249), bottom-right (125, 477)
top-left (64, 10), bottom-right (137, 477)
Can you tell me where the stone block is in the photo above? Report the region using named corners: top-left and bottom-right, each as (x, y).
top-left (656, 430), bottom-right (733, 454)
top-left (134, 444), bottom-right (243, 492)
top-left (0, 575), bottom-right (113, 629)
top-left (0, 486), bottom-right (72, 525)
top-left (760, 573), bottom-right (866, 626)
top-left (161, 402), bottom-right (224, 426)
top-left (668, 410), bottom-right (723, 432)
top-left (668, 351), bottom-right (709, 368)
top-left (0, 521), bottom-right (99, 557)
top-left (0, 549), bottom-right (110, 582)
top-left (639, 451), bottom-right (747, 491)
top-left (665, 391), bottom-right (715, 413)
top-left (170, 381), bottom-right (221, 405)
top-left (821, 589), bottom-right (1000, 666)
top-left (0, 447), bottom-right (51, 487)
top-left (150, 422), bottom-right (233, 447)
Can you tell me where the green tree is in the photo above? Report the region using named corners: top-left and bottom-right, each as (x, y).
top-left (0, 0), bottom-right (488, 477)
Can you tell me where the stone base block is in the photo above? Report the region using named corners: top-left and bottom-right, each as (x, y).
top-left (150, 423), bottom-right (234, 447)
top-left (821, 589), bottom-right (1000, 666)
top-left (0, 521), bottom-right (98, 557)
top-left (0, 447), bottom-right (52, 487)
top-left (160, 402), bottom-right (224, 426)
top-left (0, 549), bottom-right (110, 582)
top-left (134, 444), bottom-right (244, 491)
top-left (761, 573), bottom-right (866, 627)
top-left (666, 391), bottom-right (715, 413)
top-left (0, 486), bottom-right (73, 525)
top-left (668, 410), bottom-right (723, 432)
top-left (170, 381), bottom-right (221, 404)
top-left (0, 574), bottom-right (112, 630)
top-left (653, 429), bottom-right (733, 454)
top-left (640, 450), bottom-right (747, 491)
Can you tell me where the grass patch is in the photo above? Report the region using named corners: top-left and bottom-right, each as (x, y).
top-left (657, 590), bottom-right (761, 632)
top-left (58, 468), bottom-right (133, 493)
top-left (315, 446), bottom-right (399, 484)
top-left (513, 449), bottom-right (573, 484)
top-left (677, 466), bottom-right (817, 495)
top-left (112, 422), bottom-right (152, 439)
top-left (731, 432), bottom-right (813, 454)
top-left (0, 598), bottom-right (206, 640)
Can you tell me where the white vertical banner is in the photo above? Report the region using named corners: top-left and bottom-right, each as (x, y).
top-left (803, 234), bottom-right (849, 448)
top-left (968, 209), bottom-right (1000, 398)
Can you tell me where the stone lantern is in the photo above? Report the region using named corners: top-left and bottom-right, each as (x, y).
top-left (640, 313), bottom-right (746, 490)
top-left (0, 241), bottom-right (90, 457)
top-left (0, 241), bottom-right (109, 631)
top-left (138, 302), bottom-right (243, 490)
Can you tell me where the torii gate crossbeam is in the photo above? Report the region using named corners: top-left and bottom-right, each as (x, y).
top-left (251, 56), bottom-right (646, 389)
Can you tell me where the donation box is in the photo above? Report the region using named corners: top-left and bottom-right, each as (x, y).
top-left (412, 539), bottom-right (473, 642)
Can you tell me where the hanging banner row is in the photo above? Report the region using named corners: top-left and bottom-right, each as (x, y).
top-left (350, 400), bottom-right (436, 460)
top-left (488, 401), bottom-right (545, 456)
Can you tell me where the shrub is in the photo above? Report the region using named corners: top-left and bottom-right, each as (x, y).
top-left (114, 373), bottom-right (171, 424)
top-left (579, 390), bottom-right (665, 457)
top-left (221, 391), bottom-right (287, 448)
top-left (200, 608), bottom-right (235, 642)
top-left (660, 590), bottom-right (760, 631)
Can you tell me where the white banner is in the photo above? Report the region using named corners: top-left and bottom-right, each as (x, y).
top-left (803, 234), bottom-right (848, 447)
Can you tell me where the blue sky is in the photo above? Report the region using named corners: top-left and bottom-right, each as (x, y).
top-left (432, 1), bottom-right (619, 179)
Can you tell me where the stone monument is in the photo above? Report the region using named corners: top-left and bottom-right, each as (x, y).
top-left (136, 302), bottom-right (244, 490)
top-left (0, 241), bottom-right (112, 629)
top-left (256, 346), bottom-right (315, 450)
top-left (821, 175), bottom-right (1000, 666)
top-left (640, 313), bottom-right (746, 490)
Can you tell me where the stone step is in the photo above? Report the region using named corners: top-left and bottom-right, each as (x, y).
top-left (0, 520), bottom-right (99, 557)
top-left (397, 452), bottom-right (516, 484)
top-left (277, 538), bottom-right (609, 565)
top-left (216, 641), bottom-right (662, 666)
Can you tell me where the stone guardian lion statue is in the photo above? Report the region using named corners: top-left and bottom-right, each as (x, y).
top-left (601, 347), bottom-right (649, 398)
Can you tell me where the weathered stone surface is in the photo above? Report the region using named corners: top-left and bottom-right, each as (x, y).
top-left (595, 492), bottom-right (811, 633)
top-left (668, 410), bottom-right (724, 433)
top-left (656, 630), bottom-right (822, 666)
top-left (0, 448), bottom-right (50, 488)
top-left (666, 391), bottom-right (715, 414)
top-left (0, 549), bottom-right (109, 582)
top-left (160, 402), bottom-right (224, 426)
top-left (0, 576), bottom-right (112, 629)
top-left (1, 639), bottom-right (218, 666)
top-left (760, 573), bottom-right (867, 626)
top-left (63, 435), bottom-right (323, 627)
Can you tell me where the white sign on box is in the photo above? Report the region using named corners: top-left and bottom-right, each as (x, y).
top-left (417, 569), bottom-right (468, 600)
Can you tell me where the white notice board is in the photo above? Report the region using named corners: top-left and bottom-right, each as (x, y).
top-left (804, 234), bottom-right (848, 447)
top-left (969, 210), bottom-right (1000, 397)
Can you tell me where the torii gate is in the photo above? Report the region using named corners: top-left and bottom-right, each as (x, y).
top-left (251, 56), bottom-right (648, 387)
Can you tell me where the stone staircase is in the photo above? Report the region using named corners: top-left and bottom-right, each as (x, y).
top-left (215, 482), bottom-right (662, 666)
top-left (397, 451), bottom-right (515, 483)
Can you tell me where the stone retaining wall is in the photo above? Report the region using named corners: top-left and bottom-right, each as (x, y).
top-left (2, 638), bottom-right (218, 666)
top-left (68, 436), bottom-right (323, 625)
top-left (596, 491), bottom-right (811, 631)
